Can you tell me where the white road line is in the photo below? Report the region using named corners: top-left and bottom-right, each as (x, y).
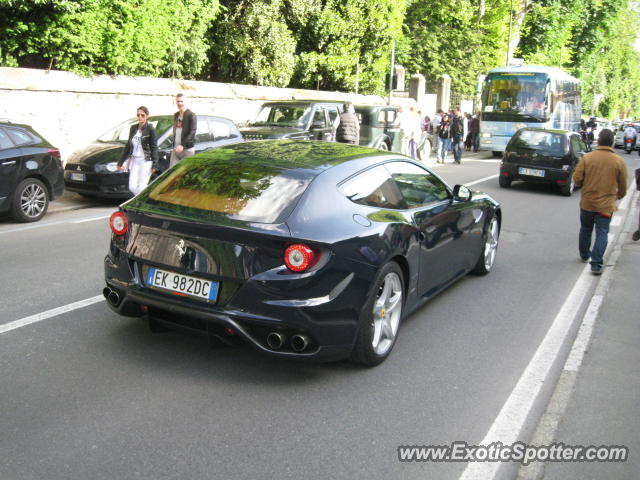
top-left (459, 270), bottom-right (595, 480)
top-left (467, 174), bottom-right (500, 186)
top-left (0, 295), bottom-right (104, 335)
top-left (72, 215), bottom-right (110, 224)
top-left (459, 185), bottom-right (636, 480)
top-left (0, 210), bottom-right (113, 234)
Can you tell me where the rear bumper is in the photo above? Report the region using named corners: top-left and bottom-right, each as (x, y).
top-left (104, 253), bottom-right (368, 362)
top-left (500, 163), bottom-right (572, 185)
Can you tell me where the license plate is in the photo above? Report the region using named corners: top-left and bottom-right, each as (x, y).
top-left (146, 267), bottom-right (219, 302)
top-left (518, 167), bottom-right (545, 177)
top-left (70, 172), bottom-right (86, 181)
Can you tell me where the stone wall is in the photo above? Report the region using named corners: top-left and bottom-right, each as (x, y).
top-left (0, 67), bottom-right (399, 162)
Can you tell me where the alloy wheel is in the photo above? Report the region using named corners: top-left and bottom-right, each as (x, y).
top-left (483, 217), bottom-right (499, 270)
top-left (20, 182), bottom-right (47, 219)
top-left (371, 271), bottom-right (403, 355)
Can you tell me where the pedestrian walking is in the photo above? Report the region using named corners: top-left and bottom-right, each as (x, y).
top-left (170, 93), bottom-right (197, 168)
top-left (573, 128), bottom-right (628, 275)
top-left (431, 109), bottom-right (442, 153)
top-left (435, 113), bottom-right (451, 163)
top-left (397, 106), bottom-right (413, 156)
top-left (417, 114), bottom-right (432, 162)
top-left (336, 101), bottom-right (360, 144)
top-left (117, 106), bottom-right (158, 196)
top-left (451, 108), bottom-right (465, 164)
top-left (470, 112), bottom-right (480, 152)
top-left (408, 107), bottom-right (421, 159)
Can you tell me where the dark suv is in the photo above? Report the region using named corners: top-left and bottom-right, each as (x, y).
top-left (240, 101), bottom-right (342, 141)
top-left (500, 127), bottom-right (587, 196)
top-left (0, 120), bottom-right (64, 222)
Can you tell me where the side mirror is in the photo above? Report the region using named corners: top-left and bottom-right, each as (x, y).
top-left (452, 184), bottom-right (472, 202)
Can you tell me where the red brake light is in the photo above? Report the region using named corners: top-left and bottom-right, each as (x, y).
top-left (48, 149), bottom-right (61, 158)
top-left (284, 244), bottom-right (317, 272)
top-left (109, 211), bottom-right (128, 236)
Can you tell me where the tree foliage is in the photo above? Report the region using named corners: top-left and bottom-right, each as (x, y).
top-left (0, 0), bottom-right (220, 77)
top-left (1, 0), bottom-right (639, 117)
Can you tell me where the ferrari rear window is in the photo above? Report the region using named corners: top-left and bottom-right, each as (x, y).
top-left (144, 156), bottom-right (312, 223)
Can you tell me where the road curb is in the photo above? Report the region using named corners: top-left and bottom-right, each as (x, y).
top-left (515, 185), bottom-right (639, 480)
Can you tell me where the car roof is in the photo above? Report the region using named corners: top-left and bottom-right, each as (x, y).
top-left (517, 127), bottom-right (575, 136)
top-left (188, 140), bottom-right (391, 176)
top-left (261, 100), bottom-right (343, 106)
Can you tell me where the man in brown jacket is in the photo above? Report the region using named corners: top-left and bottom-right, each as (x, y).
top-left (573, 128), bottom-right (628, 275)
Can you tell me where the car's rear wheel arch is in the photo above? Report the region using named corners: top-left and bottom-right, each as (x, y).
top-left (23, 173), bottom-right (53, 200)
top-left (389, 254), bottom-right (410, 299)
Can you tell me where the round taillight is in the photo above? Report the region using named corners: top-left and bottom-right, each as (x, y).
top-left (109, 211), bottom-right (128, 236)
top-left (284, 244), bottom-right (317, 272)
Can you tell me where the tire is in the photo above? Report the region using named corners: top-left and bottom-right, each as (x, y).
top-left (379, 141), bottom-right (390, 151)
top-left (560, 175), bottom-right (575, 196)
top-left (471, 215), bottom-right (499, 275)
top-left (11, 178), bottom-right (49, 222)
top-left (492, 151), bottom-right (502, 157)
top-left (351, 261), bottom-right (404, 366)
top-left (498, 175), bottom-right (512, 188)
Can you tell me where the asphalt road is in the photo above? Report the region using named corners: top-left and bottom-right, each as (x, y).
top-left (0, 152), bottom-right (637, 480)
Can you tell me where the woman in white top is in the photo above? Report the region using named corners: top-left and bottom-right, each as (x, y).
top-left (117, 106), bottom-right (159, 195)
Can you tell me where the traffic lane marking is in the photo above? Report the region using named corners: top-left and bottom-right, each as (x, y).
top-left (0, 296), bottom-right (104, 335)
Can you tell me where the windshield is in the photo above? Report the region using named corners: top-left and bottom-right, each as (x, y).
top-left (482, 73), bottom-right (549, 122)
top-left (510, 130), bottom-right (567, 155)
top-left (144, 155), bottom-right (312, 224)
top-left (97, 116), bottom-right (174, 143)
top-left (252, 104), bottom-right (313, 128)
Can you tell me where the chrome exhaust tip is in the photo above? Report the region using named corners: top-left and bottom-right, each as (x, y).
top-left (266, 332), bottom-right (285, 350)
top-left (291, 334), bottom-right (309, 352)
top-left (102, 287), bottom-right (112, 300)
top-left (106, 289), bottom-right (120, 307)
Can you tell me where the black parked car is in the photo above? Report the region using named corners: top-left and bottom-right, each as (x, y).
top-left (0, 120), bottom-right (64, 222)
top-left (355, 105), bottom-right (401, 152)
top-left (64, 115), bottom-right (242, 199)
top-left (104, 141), bottom-right (501, 366)
top-left (499, 127), bottom-right (588, 196)
top-left (240, 101), bottom-right (342, 141)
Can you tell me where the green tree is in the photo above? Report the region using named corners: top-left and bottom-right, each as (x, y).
top-left (207, 0), bottom-right (296, 87)
top-left (0, 0), bottom-right (220, 78)
top-left (397, 0), bottom-right (511, 96)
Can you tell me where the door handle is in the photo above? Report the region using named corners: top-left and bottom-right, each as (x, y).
top-left (2, 160), bottom-right (16, 166)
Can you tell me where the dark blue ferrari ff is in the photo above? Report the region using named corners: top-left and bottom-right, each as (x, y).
top-left (104, 141), bottom-right (501, 366)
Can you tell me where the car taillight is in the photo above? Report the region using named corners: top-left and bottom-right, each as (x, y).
top-left (48, 149), bottom-right (61, 158)
top-left (284, 244), bottom-right (318, 272)
top-left (109, 211), bottom-right (128, 236)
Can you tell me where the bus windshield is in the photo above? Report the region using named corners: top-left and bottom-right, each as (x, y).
top-left (482, 73), bottom-right (549, 122)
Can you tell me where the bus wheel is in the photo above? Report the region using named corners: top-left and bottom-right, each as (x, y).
top-left (492, 151), bottom-right (502, 157)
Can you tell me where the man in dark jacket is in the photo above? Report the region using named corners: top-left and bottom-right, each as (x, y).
top-left (336, 102), bottom-right (360, 144)
top-left (169, 93), bottom-right (197, 168)
top-left (451, 108), bottom-right (465, 164)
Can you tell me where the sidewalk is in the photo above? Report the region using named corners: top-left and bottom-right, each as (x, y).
top-left (520, 189), bottom-right (640, 479)
top-left (49, 191), bottom-right (121, 215)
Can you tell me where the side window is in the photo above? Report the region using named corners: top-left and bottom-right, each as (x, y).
top-left (339, 165), bottom-right (407, 209)
top-left (0, 128), bottom-right (14, 150)
top-left (7, 127), bottom-right (34, 146)
top-left (385, 161), bottom-right (450, 208)
top-left (211, 120), bottom-right (232, 140)
top-left (570, 136), bottom-right (581, 155)
top-left (312, 108), bottom-right (327, 128)
top-left (195, 118), bottom-right (211, 143)
top-left (326, 107), bottom-right (339, 126)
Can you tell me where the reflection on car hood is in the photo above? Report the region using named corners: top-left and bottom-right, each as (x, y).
top-left (240, 126), bottom-right (305, 139)
top-left (67, 142), bottom-right (124, 166)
